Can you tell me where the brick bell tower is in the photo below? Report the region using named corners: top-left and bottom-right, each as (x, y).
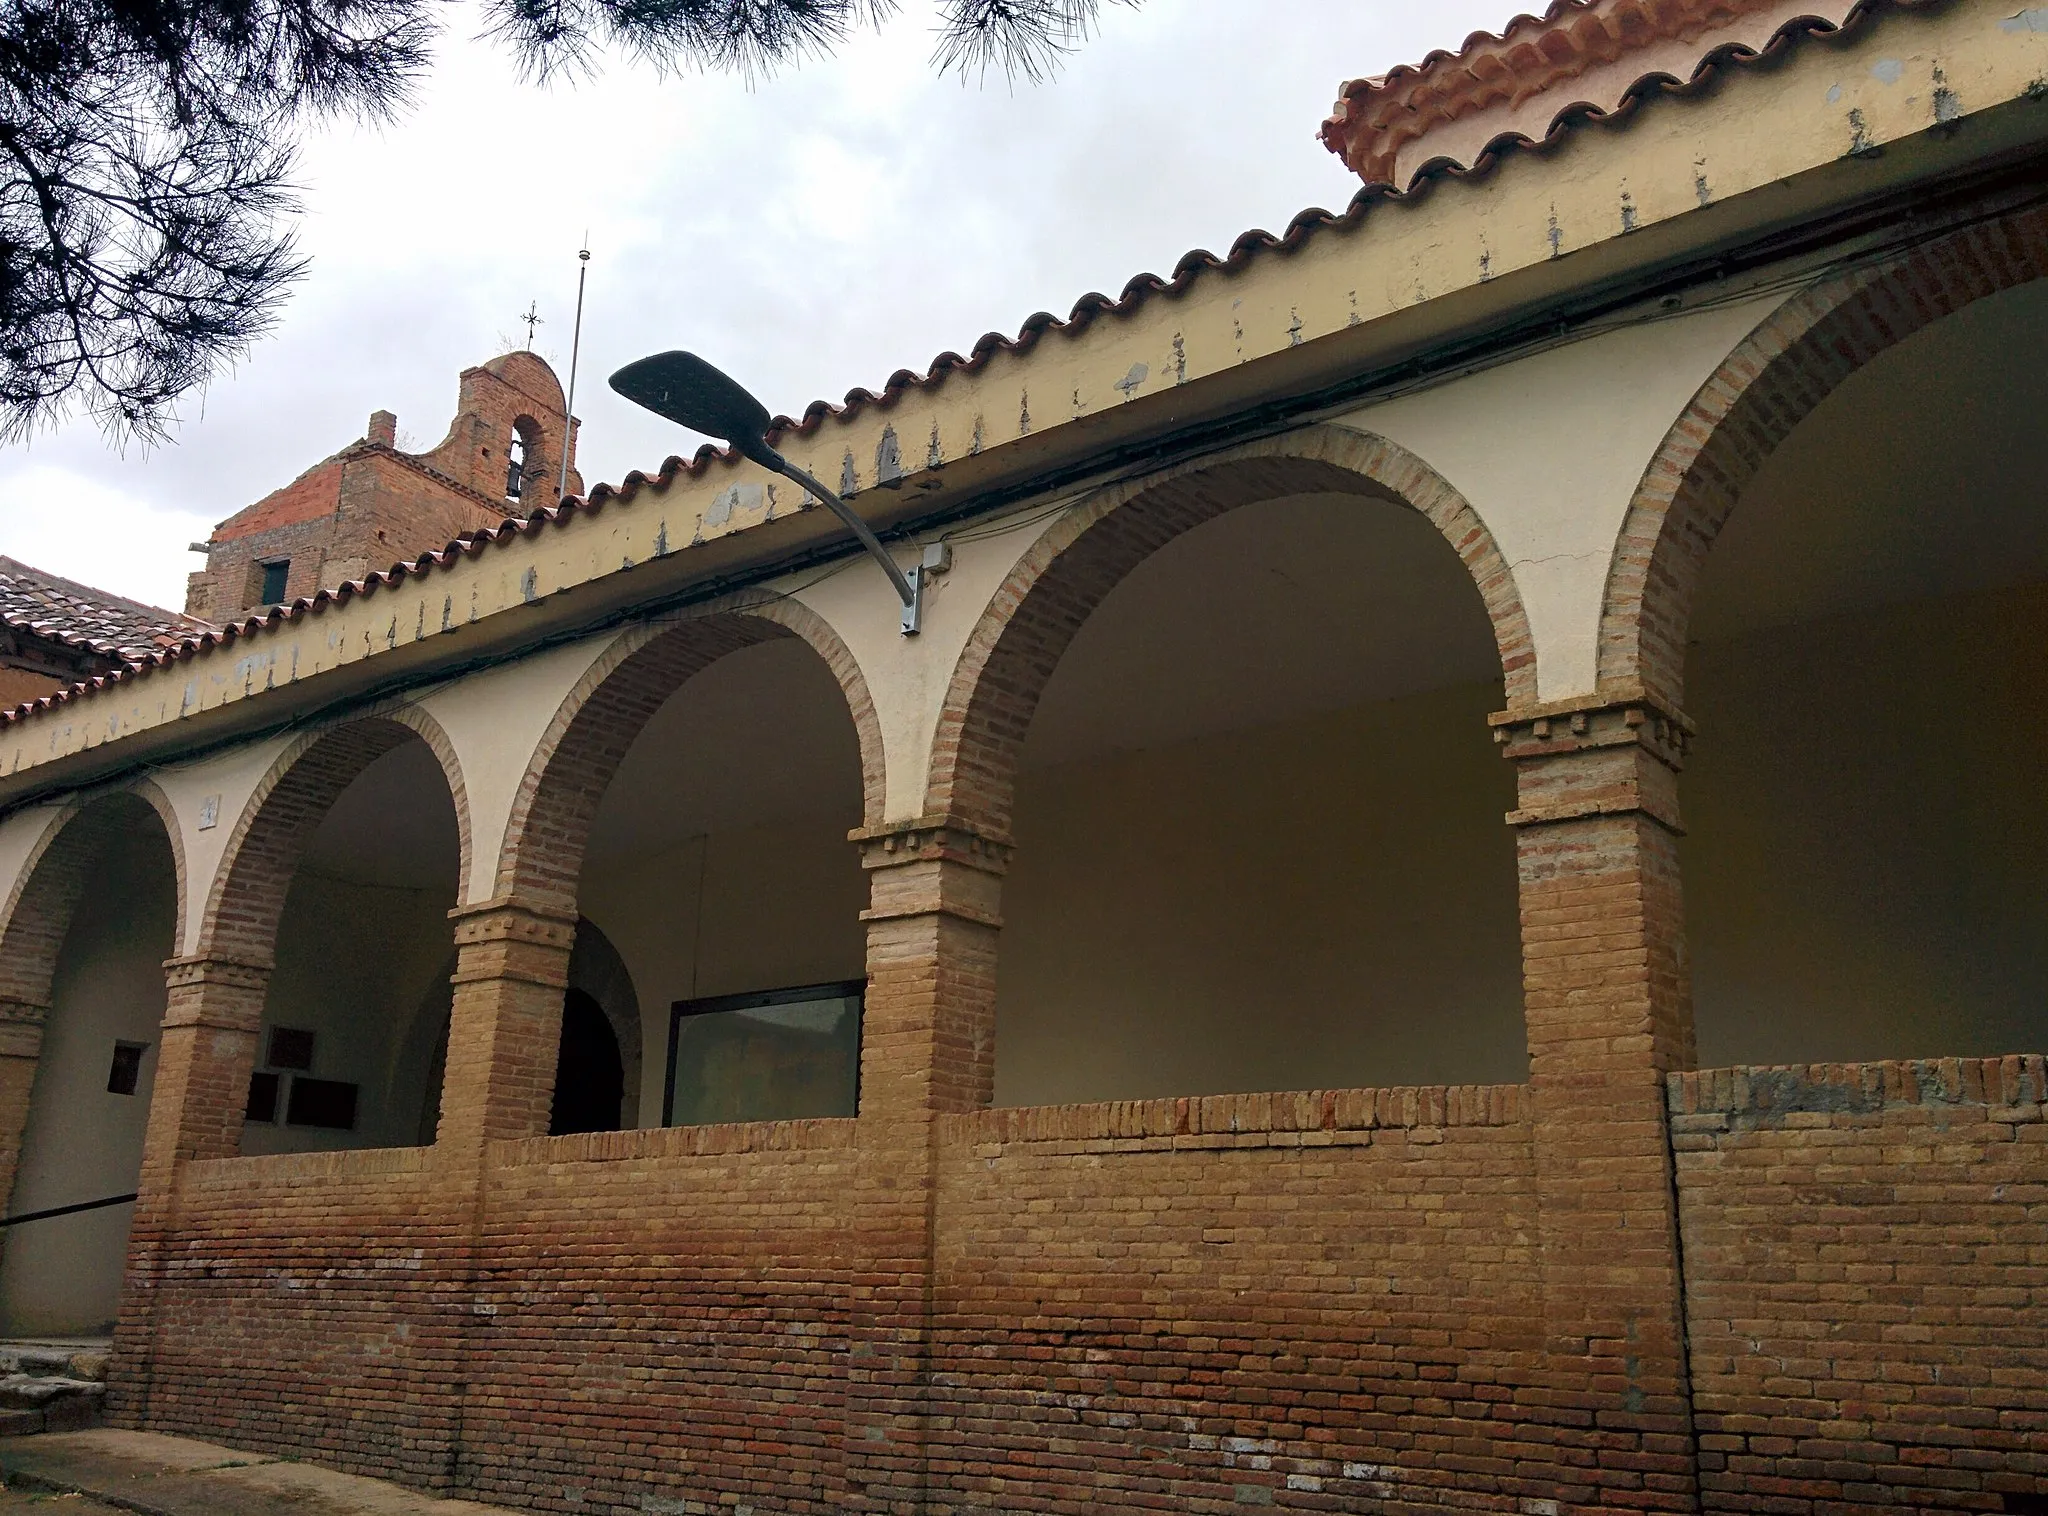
top-left (185, 351), bottom-right (583, 624)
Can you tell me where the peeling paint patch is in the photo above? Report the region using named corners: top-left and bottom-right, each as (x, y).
top-left (1846, 106), bottom-right (1880, 156)
top-left (1547, 205), bottom-right (1564, 258)
top-left (1477, 248), bottom-right (1491, 282)
top-left (1287, 308), bottom-right (1303, 345)
top-left (520, 567), bottom-right (538, 603)
top-left (1932, 63), bottom-right (1961, 122)
top-left (1171, 332), bottom-right (1187, 383)
top-left (840, 450), bottom-right (858, 494)
top-left (875, 426), bottom-right (903, 484)
top-left (1826, 82), bottom-right (1842, 104)
top-left (970, 415), bottom-right (985, 454)
top-left (1115, 362), bottom-right (1147, 400)
top-left (926, 421), bottom-right (942, 468)
top-left (654, 521), bottom-right (668, 556)
top-left (1619, 186), bottom-right (1638, 233)
top-left (1018, 391), bottom-right (1031, 436)
top-left (2004, 6), bottom-right (2048, 28)
top-left (1693, 158), bottom-right (1713, 206)
top-left (1871, 58), bottom-right (1905, 84)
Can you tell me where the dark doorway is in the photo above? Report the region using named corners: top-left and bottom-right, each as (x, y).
top-left (549, 988), bottom-right (624, 1135)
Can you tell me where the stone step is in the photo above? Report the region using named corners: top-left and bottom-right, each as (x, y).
top-left (0, 1339), bottom-right (110, 1436)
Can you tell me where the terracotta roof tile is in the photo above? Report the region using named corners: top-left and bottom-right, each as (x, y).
top-left (1321, 0), bottom-right (1881, 188)
top-left (0, 557), bottom-right (215, 664)
top-left (0, 0), bottom-right (1924, 728)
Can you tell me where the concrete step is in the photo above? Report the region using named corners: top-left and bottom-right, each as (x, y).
top-left (0, 1340), bottom-right (109, 1436)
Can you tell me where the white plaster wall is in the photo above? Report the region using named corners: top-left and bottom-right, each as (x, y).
top-left (794, 506), bottom-right (1057, 823)
top-left (146, 734), bottom-right (292, 956)
top-left (1345, 293), bottom-right (1781, 702)
top-left (412, 632), bottom-right (616, 905)
top-left (0, 824), bottom-right (176, 1335)
top-left (0, 804), bottom-right (65, 940)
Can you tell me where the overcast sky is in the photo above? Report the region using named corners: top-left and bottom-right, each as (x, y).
top-left (0, 0), bottom-right (1517, 612)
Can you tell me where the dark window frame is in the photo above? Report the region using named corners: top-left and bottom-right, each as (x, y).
top-left (257, 558), bottom-right (290, 606)
top-left (106, 1040), bottom-right (147, 1096)
top-left (663, 979), bottom-right (865, 1128)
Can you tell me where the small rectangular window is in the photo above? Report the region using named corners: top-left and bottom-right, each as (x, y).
top-left (106, 1041), bottom-right (146, 1096)
top-left (286, 1077), bottom-right (358, 1130)
top-left (266, 1025), bottom-right (315, 1071)
top-left (245, 1070), bottom-right (280, 1123)
top-left (665, 981), bottom-right (862, 1128)
top-left (259, 559), bottom-right (290, 605)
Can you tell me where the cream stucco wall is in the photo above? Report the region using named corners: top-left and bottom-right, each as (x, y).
top-left (0, 824), bottom-right (176, 1335)
top-left (1685, 582), bottom-right (2048, 1066)
top-left (578, 821), bottom-right (868, 1125)
top-left (996, 680), bottom-right (1525, 1105)
top-left (1343, 293), bottom-right (1781, 702)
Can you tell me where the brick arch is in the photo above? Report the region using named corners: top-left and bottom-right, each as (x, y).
top-left (1599, 203), bottom-right (2048, 707)
top-left (196, 708), bottom-right (471, 962)
top-left (924, 423), bottom-right (1534, 835)
top-left (0, 782), bottom-right (185, 1013)
top-left (495, 600), bottom-right (886, 914)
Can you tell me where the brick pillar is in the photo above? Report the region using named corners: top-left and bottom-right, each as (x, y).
top-left (843, 815), bottom-right (1007, 1514)
top-left (107, 954), bottom-right (271, 1424)
top-left (1493, 695), bottom-right (1699, 1515)
top-left (437, 899), bottom-right (577, 1152)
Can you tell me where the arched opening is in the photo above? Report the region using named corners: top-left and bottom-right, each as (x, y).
top-left (549, 990), bottom-right (623, 1135)
top-left (512, 619), bottom-right (873, 1129)
top-left (1680, 280), bottom-right (2048, 1063)
top-left (229, 728), bottom-right (464, 1155)
top-left (0, 792), bottom-right (179, 1335)
top-left (951, 444), bottom-right (1526, 1106)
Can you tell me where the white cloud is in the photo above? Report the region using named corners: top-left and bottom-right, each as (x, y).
top-left (0, 0), bottom-right (1518, 610)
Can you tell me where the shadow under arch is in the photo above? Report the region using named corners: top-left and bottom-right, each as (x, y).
top-left (195, 706), bottom-right (471, 962)
top-left (0, 781), bottom-right (186, 1013)
top-left (923, 423), bottom-right (1534, 833)
top-left (494, 599), bottom-right (885, 914)
top-left (0, 782), bottom-right (183, 1334)
top-left (1597, 200), bottom-right (2048, 708)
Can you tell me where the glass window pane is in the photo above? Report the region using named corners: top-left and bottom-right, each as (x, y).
top-left (666, 985), bottom-right (860, 1126)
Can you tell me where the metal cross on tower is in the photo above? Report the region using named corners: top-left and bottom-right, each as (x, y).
top-left (519, 302), bottom-right (543, 348)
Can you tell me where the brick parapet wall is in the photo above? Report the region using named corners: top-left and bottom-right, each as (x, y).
top-left (928, 1087), bottom-right (1547, 1514)
top-left (1671, 1057), bottom-right (2048, 1514)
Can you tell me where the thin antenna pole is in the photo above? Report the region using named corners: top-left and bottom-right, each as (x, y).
top-left (557, 242), bottom-right (591, 501)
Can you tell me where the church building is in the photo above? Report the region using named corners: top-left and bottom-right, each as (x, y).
top-left (0, 2), bottom-right (2042, 1512)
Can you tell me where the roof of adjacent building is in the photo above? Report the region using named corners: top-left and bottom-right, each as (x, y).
top-left (0, 557), bottom-right (215, 664)
top-left (1321, 0), bottom-right (1869, 187)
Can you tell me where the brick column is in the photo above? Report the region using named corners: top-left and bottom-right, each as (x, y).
top-left (437, 899), bottom-right (577, 1152)
top-left (843, 815), bottom-right (1007, 1514)
top-left (107, 954), bottom-right (271, 1424)
top-left (1493, 695), bottom-right (1700, 1515)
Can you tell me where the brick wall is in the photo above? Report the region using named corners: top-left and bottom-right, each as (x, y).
top-left (928, 1086), bottom-right (1547, 1514)
top-left (1672, 1057), bottom-right (2048, 1514)
top-left (458, 1122), bottom-right (859, 1513)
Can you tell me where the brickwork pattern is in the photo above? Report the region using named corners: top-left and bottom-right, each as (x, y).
top-left (1671, 1058), bottom-right (2048, 1514)
top-left (458, 1123), bottom-right (859, 1513)
top-left (928, 1087), bottom-right (1546, 1514)
top-left (1601, 199), bottom-right (2048, 707)
top-left (924, 425), bottom-right (1535, 834)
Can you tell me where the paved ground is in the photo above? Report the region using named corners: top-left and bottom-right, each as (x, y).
top-left (0, 1431), bottom-right (520, 1516)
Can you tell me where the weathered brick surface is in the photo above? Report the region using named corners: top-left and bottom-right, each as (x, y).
top-left (457, 1123), bottom-right (859, 1514)
top-left (927, 1086), bottom-right (1545, 1515)
top-left (1671, 1057), bottom-right (2048, 1515)
top-left (127, 1146), bottom-right (464, 1483)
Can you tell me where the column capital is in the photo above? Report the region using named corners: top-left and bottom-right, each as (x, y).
top-left (1489, 687), bottom-right (1694, 768)
top-left (448, 897), bottom-right (579, 950)
top-left (850, 814), bottom-right (1012, 877)
top-left (162, 954), bottom-right (272, 992)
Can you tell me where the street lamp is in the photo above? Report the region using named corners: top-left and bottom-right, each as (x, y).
top-left (610, 350), bottom-right (928, 634)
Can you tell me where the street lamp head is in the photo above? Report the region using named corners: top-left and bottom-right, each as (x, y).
top-left (608, 351), bottom-right (779, 468)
